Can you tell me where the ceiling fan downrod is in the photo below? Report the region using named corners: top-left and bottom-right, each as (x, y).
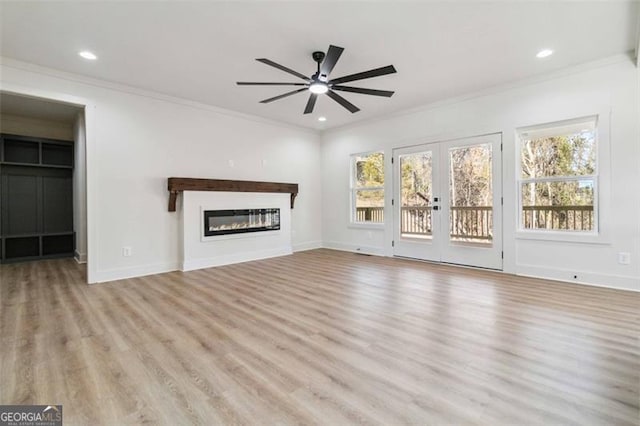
top-left (312, 51), bottom-right (326, 80)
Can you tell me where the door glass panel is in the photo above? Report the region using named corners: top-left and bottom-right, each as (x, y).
top-left (448, 143), bottom-right (493, 245)
top-left (399, 151), bottom-right (433, 239)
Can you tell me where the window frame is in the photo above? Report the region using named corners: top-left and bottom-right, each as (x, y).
top-left (516, 115), bottom-right (600, 238)
top-left (350, 150), bottom-right (385, 227)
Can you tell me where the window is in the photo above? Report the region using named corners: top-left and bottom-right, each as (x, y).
top-left (518, 117), bottom-right (597, 233)
top-left (351, 151), bottom-right (384, 224)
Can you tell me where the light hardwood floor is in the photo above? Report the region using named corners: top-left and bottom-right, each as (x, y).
top-left (1, 249), bottom-right (638, 425)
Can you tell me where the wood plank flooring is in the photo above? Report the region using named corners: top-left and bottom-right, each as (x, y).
top-left (1, 249), bottom-right (638, 425)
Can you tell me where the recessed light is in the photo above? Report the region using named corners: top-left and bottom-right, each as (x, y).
top-left (318, 117), bottom-right (327, 122)
top-left (536, 49), bottom-right (553, 59)
top-left (79, 51), bottom-right (97, 60)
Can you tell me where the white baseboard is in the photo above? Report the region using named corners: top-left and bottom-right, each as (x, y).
top-left (93, 261), bottom-right (180, 284)
top-left (319, 243), bottom-right (639, 292)
top-left (89, 244), bottom-right (639, 293)
top-left (182, 246), bottom-right (292, 272)
top-left (293, 240), bottom-right (323, 252)
top-left (515, 263), bottom-right (639, 292)
top-left (74, 251), bottom-right (87, 264)
top-left (322, 241), bottom-right (385, 256)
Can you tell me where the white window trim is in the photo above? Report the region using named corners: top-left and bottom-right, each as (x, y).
top-left (515, 115), bottom-right (610, 244)
top-left (349, 150), bottom-right (385, 227)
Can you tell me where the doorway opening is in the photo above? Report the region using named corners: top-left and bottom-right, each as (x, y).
top-left (0, 92), bottom-right (87, 266)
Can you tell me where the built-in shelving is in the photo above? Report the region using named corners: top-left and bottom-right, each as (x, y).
top-left (0, 134), bottom-right (75, 263)
top-left (1, 134), bottom-right (74, 168)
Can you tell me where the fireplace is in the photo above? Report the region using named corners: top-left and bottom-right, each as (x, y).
top-left (203, 208), bottom-right (280, 237)
top-left (183, 192), bottom-right (292, 271)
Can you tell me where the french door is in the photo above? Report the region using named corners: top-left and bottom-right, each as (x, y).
top-left (392, 133), bottom-right (502, 270)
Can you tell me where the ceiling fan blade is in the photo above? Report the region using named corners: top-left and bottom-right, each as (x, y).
top-left (331, 86), bottom-right (394, 97)
top-left (326, 90), bottom-right (360, 113)
top-left (303, 94), bottom-right (318, 114)
top-left (260, 88), bottom-right (307, 104)
top-left (329, 65), bottom-right (397, 85)
top-left (319, 45), bottom-right (344, 78)
top-left (237, 82), bottom-right (307, 86)
top-left (256, 58), bottom-right (310, 81)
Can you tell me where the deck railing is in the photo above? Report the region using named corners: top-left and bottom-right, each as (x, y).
top-left (355, 207), bottom-right (384, 223)
top-left (450, 206), bottom-right (493, 241)
top-left (522, 205), bottom-right (594, 231)
top-left (356, 205), bottom-right (594, 239)
top-left (400, 206), bottom-right (432, 235)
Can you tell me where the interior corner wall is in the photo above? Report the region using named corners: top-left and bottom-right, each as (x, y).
top-left (320, 58), bottom-right (640, 291)
top-left (72, 111), bottom-right (87, 262)
top-left (0, 61), bottom-right (323, 283)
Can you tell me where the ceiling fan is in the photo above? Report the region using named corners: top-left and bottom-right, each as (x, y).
top-left (237, 45), bottom-right (397, 114)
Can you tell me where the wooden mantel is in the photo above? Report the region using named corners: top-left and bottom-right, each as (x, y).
top-left (167, 177), bottom-right (299, 212)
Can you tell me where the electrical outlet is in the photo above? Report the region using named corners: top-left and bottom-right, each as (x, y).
top-left (228, 160), bottom-right (235, 168)
top-left (122, 246), bottom-right (132, 257)
top-left (618, 252), bottom-right (631, 265)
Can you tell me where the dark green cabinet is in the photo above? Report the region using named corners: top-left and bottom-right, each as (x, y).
top-left (0, 134), bottom-right (74, 263)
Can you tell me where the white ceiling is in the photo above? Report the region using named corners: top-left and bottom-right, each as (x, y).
top-left (1, 1), bottom-right (637, 131)
top-left (0, 92), bottom-right (81, 124)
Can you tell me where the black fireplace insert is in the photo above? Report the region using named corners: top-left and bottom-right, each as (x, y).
top-left (204, 208), bottom-right (280, 237)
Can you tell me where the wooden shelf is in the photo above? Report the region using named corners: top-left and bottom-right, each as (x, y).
top-left (0, 161), bottom-right (73, 169)
top-left (167, 177), bottom-right (299, 212)
top-left (1, 134), bottom-right (74, 168)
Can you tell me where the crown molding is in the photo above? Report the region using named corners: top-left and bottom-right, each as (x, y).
top-left (1, 52), bottom-right (633, 139)
top-left (323, 52), bottom-right (635, 136)
top-left (0, 56), bottom-right (319, 136)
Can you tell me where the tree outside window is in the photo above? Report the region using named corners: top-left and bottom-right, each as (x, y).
top-left (351, 151), bottom-right (384, 224)
top-left (519, 117), bottom-right (597, 232)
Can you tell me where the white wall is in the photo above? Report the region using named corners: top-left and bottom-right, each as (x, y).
top-left (0, 59), bottom-right (322, 283)
top-left (0, 113), bottom-right (74, 141)
top-left (72, 112), bottom-right (87, 262)
top-left (321, 56), bottom-right (640, 291)
top-left (1, 56), bottom-right (637, 291)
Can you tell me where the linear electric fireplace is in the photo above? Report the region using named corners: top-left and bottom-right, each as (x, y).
top-left (204, 208), bottom-right (280, 237)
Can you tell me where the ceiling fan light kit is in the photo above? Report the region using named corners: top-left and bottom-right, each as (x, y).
top-left (237, 45), bottom-right (396, 114)
top-left (309, 82), bottom-right (329, 94)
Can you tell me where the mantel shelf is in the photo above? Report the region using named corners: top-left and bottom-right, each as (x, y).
top-left (167, 177), bottom-right (299, 212)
